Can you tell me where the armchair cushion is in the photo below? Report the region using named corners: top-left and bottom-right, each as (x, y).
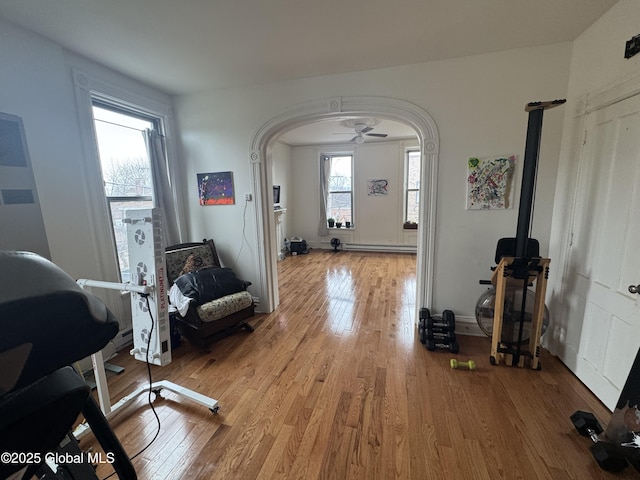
top-left (174, 267), bottom-right (251, 306)
top-left (196, 291), bottom-right (254, 323)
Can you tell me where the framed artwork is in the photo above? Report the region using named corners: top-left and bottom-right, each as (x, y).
top-left (197, 171), bottom-right (235, 205)
top-left (367, 179), bottom-right (388, 196)
top-left (466, 155), bottom-right (516, 210)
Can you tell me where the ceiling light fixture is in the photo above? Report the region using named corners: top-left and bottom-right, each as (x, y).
top-left (354, 134), bottom-right (365, 144)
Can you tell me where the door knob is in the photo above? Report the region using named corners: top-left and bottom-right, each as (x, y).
top-left (629, 285), bottom-right (640, 294)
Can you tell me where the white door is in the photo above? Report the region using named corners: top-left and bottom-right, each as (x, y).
top-left (563, 93), bottom-right (640, 410)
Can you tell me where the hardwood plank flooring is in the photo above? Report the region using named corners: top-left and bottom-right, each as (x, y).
top-left (80, 250), bottom-right (637, 479)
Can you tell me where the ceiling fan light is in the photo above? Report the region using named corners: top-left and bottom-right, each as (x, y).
top-left (354, 134), bottom-right (365, 144)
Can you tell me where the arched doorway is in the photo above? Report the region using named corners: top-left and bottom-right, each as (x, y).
top-left (250, 96), bottom-right (439, 318)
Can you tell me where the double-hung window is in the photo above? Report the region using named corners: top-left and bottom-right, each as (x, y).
top-left (325, 154), bottom-right (353, 224)
top-left (405, 149), bottom-right (421, 224)
top-left (91, 101), bottom-right (159, 282)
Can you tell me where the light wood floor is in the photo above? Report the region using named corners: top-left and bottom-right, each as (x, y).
top-left (82, 250), bottom-right (636, 479)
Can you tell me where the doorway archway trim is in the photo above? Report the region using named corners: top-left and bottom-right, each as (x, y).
top-left (250, 96), bottom-right (439, 316)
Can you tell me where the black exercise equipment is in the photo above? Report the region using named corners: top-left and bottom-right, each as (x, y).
top-left (572, 347), bottom-right (640, 473)
top-left (0, 251), bottom-right (136, 479)
top-left (480, 99), bottom-right (565, 369)
top-left (570, 410), bottom-right (628, 472)
top-left (418, 308), bottom-right (459, 353)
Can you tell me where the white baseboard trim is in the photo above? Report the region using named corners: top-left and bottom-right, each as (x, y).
top-left (113, 329), bottom-right (132, 350)
top-left (453, 315), bottom-right (485, 337)
top-left (318, 243), bottom-right (417, 253)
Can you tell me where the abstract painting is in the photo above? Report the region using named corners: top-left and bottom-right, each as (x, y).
top-left (466, 155), bottom-right (516, 210)
top-left (367, 179), bottom-right (389, 196)
top-left (197, 171), bottom-right (235, 205)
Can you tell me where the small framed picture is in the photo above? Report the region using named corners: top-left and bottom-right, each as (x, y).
top-left (197, 171), bottom-right (235, 205)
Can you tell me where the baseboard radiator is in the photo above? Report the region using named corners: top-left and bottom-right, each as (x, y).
top-left (319, 242), bottom-right (417, 254)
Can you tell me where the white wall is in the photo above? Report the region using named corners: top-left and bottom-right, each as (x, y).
top-left (0, 19), bottom-right (176, 342)
top-left (566, 0), bottom-right (640, 98)
top-left (288, 139), bottom-right (419, 250)
top-left (270, 141), bottom-right (291, 262)
top-left (272, 141), bottom-right (292, 239)
top-left (0, 19), bottom-right (96, 277)
top-left (0, 19), bottom-right (174, 281)
top-left (0, 4), bottom-right (628, 366)
top-left (548, 0), bottom-right (640, 354)
top-left (175, 42), bottom-right (572, 318)
top-left (0, 15), bottom-right (576, 325)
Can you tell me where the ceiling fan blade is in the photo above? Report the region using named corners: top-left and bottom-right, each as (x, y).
top-left (350, 135), bottom-right (359, 143)
top-left (360, 126), bottom-right (374, 134)
top-left (366, 133), bottom-right (388, 138)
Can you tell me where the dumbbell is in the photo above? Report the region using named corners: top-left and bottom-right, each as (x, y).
top-left (426, 338), bottom-right (459, 354)
top-left (426, 322), bottom-right (455, 335)
top-left (427, 334), bottom-right (458, 352)
top-left (426, 309), bottom-right (456, 331)
top-left (418, 320), bottom-right (427, 344)
top-left (450, 359), bottom-right (476, 370)
top-left (571, 411), bottom-right (603, 438)
top-left (570, 410), bottom-right (628, 472)
top-left (426, 330), bottom-right (456, 340)
top-left (418, 308), bottom-right (430, 344)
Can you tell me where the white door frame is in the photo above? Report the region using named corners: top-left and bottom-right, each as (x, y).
top-left (249, 96), bottom-right (439, 315)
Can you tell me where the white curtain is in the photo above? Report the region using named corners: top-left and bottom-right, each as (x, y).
top-left (318, 155), bottom-right (331, 236)
top-left (144, 129), bottom-right (181, 246)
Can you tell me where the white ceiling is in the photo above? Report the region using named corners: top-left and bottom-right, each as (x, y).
top-left (0, 0), bottom-right (617, 96)
top-left (0, 0), bottom-right (618, 145)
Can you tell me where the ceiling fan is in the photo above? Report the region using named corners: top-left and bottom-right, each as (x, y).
top-left (336, 118), bottom-right (388, 144)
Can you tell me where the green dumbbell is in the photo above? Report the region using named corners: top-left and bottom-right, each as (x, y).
top-left (450, 359), bottom-right (476, 370)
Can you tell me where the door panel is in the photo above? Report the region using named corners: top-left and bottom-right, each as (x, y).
top-left (578, 302), bottom-right (609, 371)
top-left (563, 93), bottom-right (640, 410)
top-left (604, 315), bottom-right (636, 388)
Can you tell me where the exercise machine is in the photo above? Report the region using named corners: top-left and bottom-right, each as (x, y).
top-left (0, 251), bottom-right (136, 479)
top-left (481, 100), bottom-right (565, 369)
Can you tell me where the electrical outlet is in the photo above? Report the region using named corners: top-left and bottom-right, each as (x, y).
top-left (245, 193), bottom-right (252, 201)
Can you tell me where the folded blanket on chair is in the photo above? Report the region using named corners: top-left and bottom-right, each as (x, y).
top-left (174, 267), bottom-right (251, 306)
top-left (169, 284), bottom-right (192, 316)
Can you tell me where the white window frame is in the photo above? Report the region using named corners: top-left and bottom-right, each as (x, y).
top-left (404, 148), bottom-right (421, 224)
top-left (325, 153), bottom-right (354, 225)
top-left (91, 99), bottom-right (163, 282)
top-left (72, 68), bottom-right (180, 330)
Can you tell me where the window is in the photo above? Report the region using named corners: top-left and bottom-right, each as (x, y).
top-left (325, 154), bottom-right (353, 224)
top-left (405, 149), bottom-right (421, 223)
top-left (92, 101), bottom-right (159, 281)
